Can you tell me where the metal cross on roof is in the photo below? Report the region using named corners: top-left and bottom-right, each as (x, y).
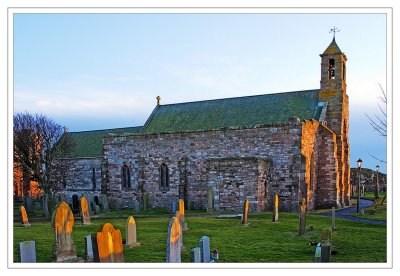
top-left (329, 26), bottom-right (340, 38)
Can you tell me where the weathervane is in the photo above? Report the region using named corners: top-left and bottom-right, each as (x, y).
top-left (329, 26), bottom-right (340, 39)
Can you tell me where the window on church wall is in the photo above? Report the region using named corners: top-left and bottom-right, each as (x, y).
top-left (91, 167), bottom-right (96, 190)
top-left (328, 59), bottom-right (335, 79)
top-left (160, 163), bottom-right (169, 191)
top-left (122, 164), bottom-right (131, 189)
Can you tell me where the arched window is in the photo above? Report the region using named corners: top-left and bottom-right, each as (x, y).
top-left (91, 167), bottom-right (96, 190)
top-left (122, 165), bottom-right (131, 189)
top-left (160, 163), bottom-right (169, 191)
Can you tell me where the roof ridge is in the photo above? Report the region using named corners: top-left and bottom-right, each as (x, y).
top-left (69, 126), bottom-right (142, 134)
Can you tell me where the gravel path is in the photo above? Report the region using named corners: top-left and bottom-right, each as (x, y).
top-left (317, 199), bottom-right (386, 225)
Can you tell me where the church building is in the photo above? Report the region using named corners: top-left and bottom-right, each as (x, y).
top-left (60, 38), bottom-right (350, 212)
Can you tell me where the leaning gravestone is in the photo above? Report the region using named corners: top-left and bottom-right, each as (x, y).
top-left (24, 196), bottom-right (34, 214)
top-left (207, 189), bottom-right (214, 213)
top-left (94, 223), bottom-right (124, 262)
top-left (125, 216), bottom-right (140, 247)
top-left (20, 205), bottom-right (31, 227)
top-left (179, 199), bottom-right (188, 231)
top-left (52, 202), bottom-right (83, 262)
top-left (19, 241), bottom-right (36, 263)
top-left (298, 198), bottom-right (306, 236)
top-left (191, 247), bottom-right (201, 263)
top-left (272, 194), bottom-right (279, 222)
top-left (166, 216), bottom-right (182, 263)
top-left (84, 235), bottom-right (94, 262)
top-left (100, 194), bottom-right (110, 213)
top-left (200, 236), bottom-right (212, 263)
top-left (241, 199), bottom-right (249, 225)
top-left (80, 196), bottom-right (91, 225)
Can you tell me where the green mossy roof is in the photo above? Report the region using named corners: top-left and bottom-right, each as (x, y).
top-left (65, 126), bottom-right (142, 158)
top-left (143, 89), bottom-right (321, 134)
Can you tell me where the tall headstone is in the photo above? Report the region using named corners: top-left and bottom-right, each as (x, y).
top-left (166, 216), bottom-right (182, 263)
top-left (84, 235), bottom-right (94, 262)
top-left (24, 196), bottom-right (34, 214)
top-left (241, 199), bottom-right (249, 225)
top-left (20, 205), bottom-right (30, 227)
top-left (191, 247), bottom-right (201, 263)
top-left (331, 207), bottom-right (336, 231)
top-left (125, 216), bottom-right (140, 247)
top-left (272, 194), bottom-right (279, 222)
top-left (42, 194), bottom-right (49, 217)
top-left (298, 198), bottom-right (306, 236)
top-left (94, 223), bottom-right (123, 262)
top-left (80, 196), bottom-right (91, 225)
top-left (100, 194), bottom-right (110, 213)
top-left (179, 199), bottom-right (188, 231)
top-left (19, 241), bottom-right (36, 263)
top-left (207, 189), bottom-right (214, 213)
top-left (52, 202), bottom-right (79, 262)
top-left (200, 236), bottom-right (211, 263)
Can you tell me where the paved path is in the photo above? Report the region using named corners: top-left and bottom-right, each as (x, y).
top-left (317, 199), bottom-right (386, 225)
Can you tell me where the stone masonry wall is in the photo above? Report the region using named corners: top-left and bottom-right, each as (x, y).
top-left (103, 125), bottom-right (303, 212)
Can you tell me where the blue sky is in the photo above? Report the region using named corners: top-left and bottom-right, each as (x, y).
top-left (13, 13), bottom-right (388, 172)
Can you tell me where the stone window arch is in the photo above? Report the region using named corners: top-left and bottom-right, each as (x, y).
top-left (122, 164), bottom-right (131, 189)
top-left (160, 163), bottom-right (169, 191)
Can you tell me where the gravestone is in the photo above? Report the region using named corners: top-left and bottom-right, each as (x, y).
top-left (84, 235), bottom-right (94, 262)
top-left (20, 205), bottom-right (30, 227)
top-left (166, 216), bottom-right (182, 263)
top-left (241, 199), bottom-right (249, 225)
top-left (128, 200), bottom-right (140, 214)
top-left (171, 201), bottom-right (177, 213)
top-left (272, 194), bottom-right (279, 222)
top-left (200, 236), bottom-right (212, 263)
top-left (82, 192), bottom-right (93, 215)
top-left (315, 244), bottom-right (321, 262)
top-left (179, 199), bottom-right (188, 231)
top-left (52, 202), bottom-right (82, 262)
top-left (125, 216), bottom-right (140, 247)
top-left (298, 198), bottom-right (306, 236)
top-left (207, 189), bottom-right (214, 213)
top-left (100, 194), bottom-right (110, 213)
top-left (331, 207), bottom-right (336, 231)
top-left (191, 247), bottom-right (201, 263)
top-left (19, 241), bottom-right (36, 263)
top-left (144, 192), bottom-right (150, 210)
top-left (80, 196), bottom-right (91, 225)
top-left (24, 196), bottom-right (34, 214)
top-left (320, 228), bottom-right (332, 263)
top-left (42, 194), bottom-right (49, 217)
top-left (94, 223), bottom-right (124, 262)
top-left (94, 205), bottom-right (100, 215)
top-left (72, 194), bottom-right (80, 214)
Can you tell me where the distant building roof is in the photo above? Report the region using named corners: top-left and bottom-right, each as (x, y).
top-left (142, 89), bottom-right (321, 134)
top-left (66, 126), bottom-right (142, 158)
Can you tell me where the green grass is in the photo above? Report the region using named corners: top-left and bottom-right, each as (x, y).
top-left (13, 211), bottom-right (387, 263)
top-left (352, 196), bottom-right (387, 221)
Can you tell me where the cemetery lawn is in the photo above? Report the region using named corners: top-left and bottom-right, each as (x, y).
top-left (13, 212), bottom-right (386, 263)
top-left (352, 196), bottom-right (387, 221)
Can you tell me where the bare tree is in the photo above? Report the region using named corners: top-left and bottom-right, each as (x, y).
top-left (14, 112), bottom-right (75, 215)
top-left (365, 84), bottom-right (387, 137)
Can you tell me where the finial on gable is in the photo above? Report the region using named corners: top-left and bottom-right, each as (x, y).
top-left (156, 96), bottom-right (161, 106)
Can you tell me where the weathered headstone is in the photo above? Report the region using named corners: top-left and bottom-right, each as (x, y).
top-left (42, 194), bottom-right (49, 217)
top-left (84, 235), bottom-right (94, 262)
top-left (82, 192), bottom-right (93, 215)
top-left (20, 205), bottom-right (30, 227)
top-left (24, 196), bottom-right (34, 214)
top-left (80, 196), bottom-right (91, 225)
top-left (272, 194), bottom-right (279, 222)
top-left (125, 216), bottom-right (140, 247)
top-left (191, 247), bottom-right (201, 263)
top-left (166, 216), bottom-right (182, 263)
top-left (171, 201), bottom-right (177, 213)
top-left (52, 202), bottom-right (82, 262)
top-left (19, 241), bottom-right (36, 263)
top-left (200, 236), bottom-right (212, 263)
top-left (320, 228), bottom-right (332, 263)
top-left (100, 194), bottom-right (110, 213)
top-left (179, 199), bottom-right (188, 231)
top-left (331, 207), bottom-right (336, 231)
top-left (207, 189), bottom-right (214, 213)
top-left (298, 198), bottom-right (306, 235)
top-left (144, 192), bottom-right (150, 210)
top-left (94, 204), bottom-right (100, 215)
top-left (94, 223), bottom-right (124, 262)
top-left (241, 199), bottom-right (249, 225)
top-left (128, 200), bottom-right (140, 214)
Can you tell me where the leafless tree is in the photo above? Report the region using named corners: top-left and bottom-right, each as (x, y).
top-left (365, 84), bottom-right (387, 137)
top-left (14, 112), bottom-right (75, 215)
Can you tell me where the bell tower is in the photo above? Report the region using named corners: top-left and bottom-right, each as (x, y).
top-left (318, 31), bottom-right (350, 207)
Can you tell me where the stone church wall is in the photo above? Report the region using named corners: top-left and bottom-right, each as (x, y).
top-left (103, 124), bottom-right (303, 212)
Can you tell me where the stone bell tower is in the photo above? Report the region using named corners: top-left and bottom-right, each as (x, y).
top-left (318, 36), bottom-right (351, 207)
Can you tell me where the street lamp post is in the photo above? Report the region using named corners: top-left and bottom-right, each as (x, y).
top-left (375, 164), bottom-right (380, 199)
top-left (357, 159), bottom-right (363, 213)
